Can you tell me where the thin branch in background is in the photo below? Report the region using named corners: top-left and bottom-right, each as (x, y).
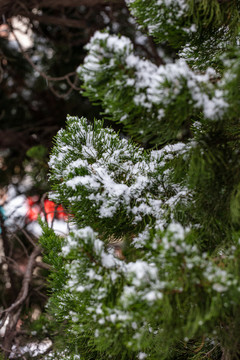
top-left (49, 82), bottom-right (75, 99)
top-left (0, 245), bottom-right (42, 315)
top-left (3, 256), bottom-right (25, 276)
top-left (51, 204), bottom-right (58, 229)
top-left (1, 306), bottom-right (22, 359)
top-left (40, 193), bottom-right (48, 223)
top-left (8, 21), bottom-right (81, 99)
top-left (10, 233), bottom-right (29, 258)
top-left (32, 288), bottom-right (48, 300)
top-left (21, 229), bottom-right (37, 248)
top-left (34, 260), bottom-right (51, 271)
top-left (203, 343), bottom-right (220, 358)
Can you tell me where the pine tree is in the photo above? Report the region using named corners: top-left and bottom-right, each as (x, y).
top-left (40, 1), bottom-right (240, 359)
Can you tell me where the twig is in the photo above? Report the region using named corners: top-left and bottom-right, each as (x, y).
top-left (203, 343), bottom-right (220, 358)
top-left (32, 288), bottom-right (48, 301)
top-left (40, 193), bottom-right (48, 223)
top-left (11, 233), bottom-right (29, 258)
top-left (194, 336), bottom-right (205, 353)
top-left (1, 306), bottom-right (22, 359)
top-left (8, 22), bottom-right (81, 99)
top-left (49, 82), bottom-right (74, 99)
top-left (51, 204), bottom-right (58, 229)
top-left (34, 261), bottom-right (51, 271)
top-left (0, 246), bottom-right (42, 315)
top-left (3, 256), bottom-right (25, 276)
top-left (21, 228), bottom-right (38, 248)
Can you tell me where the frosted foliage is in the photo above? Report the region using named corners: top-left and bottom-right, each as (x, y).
top-left (128, 0), bottom-right (195, 41)
top-left (127, 0), bottom-right (239, 53)
top-left (56, 222), bottom-right (240, 344)
top-left (47, 115), bottom-right (240, 358)
top-left (157, 0), bottom-right (188, 14)
top-left (79, 31), bottom-right (229, 121)
top-left (42, 1), bottom-right (240, 357)
top-left (49, 116), bottom-right (190, 225)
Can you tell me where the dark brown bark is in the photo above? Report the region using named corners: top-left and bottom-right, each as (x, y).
top-left (0, 246), bottom-right (42, 358)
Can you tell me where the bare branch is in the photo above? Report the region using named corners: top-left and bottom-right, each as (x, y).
top-left (8, 22), bottom-right (81, 98)
top-left (40, 193), bottom-right (48, 223)
top-left (34, 260), bottom-right (51, 271)
top-left (0, 246), bottom-right (42, 315)
top-left (21, 229), bottom-right (37, 248)
top-left (51, 204), bottom-right (58, 229)
top-left (11, 233), bottom-right (29, 258)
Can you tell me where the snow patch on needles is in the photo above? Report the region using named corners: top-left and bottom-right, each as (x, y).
top-left (79, 31), bottom-right (229, 125)
top-left (49, 116), bottom-right (177, 224)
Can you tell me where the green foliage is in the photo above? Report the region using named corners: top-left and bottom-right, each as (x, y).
top-left (48, 115), bottom-right (177, 239)
top-left (24, 145), bottom-right (49, 192)
top-left (26, 145), bottom-right (48, 161)
top-left (40, 1), bottom-right (240, 360)
top-left (127, 0), bottom-right (239, 50)
top-left (78, 31), bottom-right (235, 144)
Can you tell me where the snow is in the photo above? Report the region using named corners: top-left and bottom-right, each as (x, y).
top-left (168, 222), bottom-right (186, 240)
top-left (44, 28), bottom-right (240, 353)
top-left (45, 350), bottom-right (81, 359)
top-left (132, 227), bottom-right (150, 249)
top-left (4, 194), bottom-right (28, 221)
top-left (212, 283), bottom-right (228, 293)
top-left (101, 252), bottom-right (116, 268)
top-left (143, 291), bottom-right (163, 301)
top-left (79, 31), bottom-right (229, 123)
top-left (9, 338), bottom-right (52, 358)
top-left (66, 175), bottom-right (100, 191)
top-left (50, 116), bottom-right (168, 223)
top-left (62, 226), bottom-right (97, 255)
top-left (85, 31), bottom-right (133, 57)
top-left (138, 352), bottom-right (148, 359)
top-left (126, 260), bottom-right (158, 285)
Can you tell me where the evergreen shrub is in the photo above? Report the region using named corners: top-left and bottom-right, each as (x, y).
top-left (40, 1), bottom-right (240, 359)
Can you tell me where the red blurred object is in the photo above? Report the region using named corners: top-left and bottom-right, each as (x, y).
top-left (27, 196), bottom-right (38, 207)
top-left (27, 196), bottom-right (41, 221)
top-left (44, 199), bottom-right (68, 221)
top-left (26, 196), bottom-right (68, 222)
